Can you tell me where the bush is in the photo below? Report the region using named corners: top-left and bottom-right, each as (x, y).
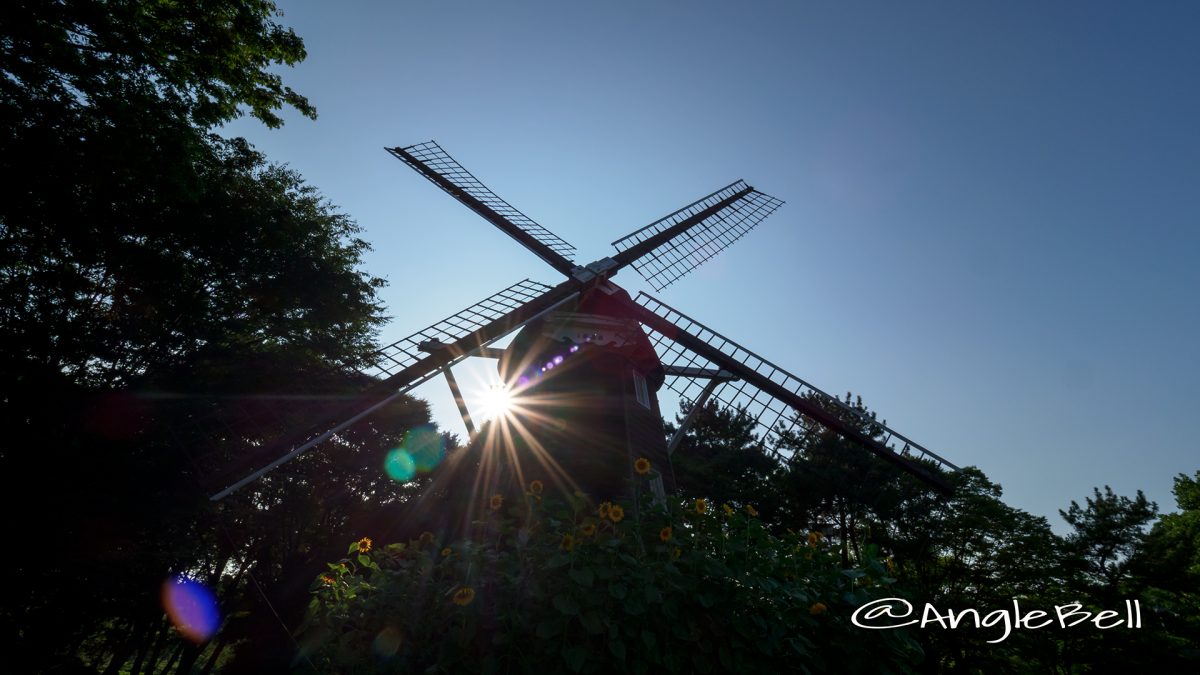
top-left (300, 482), bottom-right (921, 673)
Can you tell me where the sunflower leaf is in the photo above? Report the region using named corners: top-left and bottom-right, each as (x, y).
top-left (562, 645), bottom-right (587, 673)
top-left (569, 567), bottom-right (594, 588)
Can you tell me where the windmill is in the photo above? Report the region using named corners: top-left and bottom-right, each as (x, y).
top-left (207, 140), bottom-right (958, 506)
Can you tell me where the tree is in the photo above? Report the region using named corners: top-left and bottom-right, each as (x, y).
top-left (773, 392), bottom-right (909, 565)
top-left (2, 0), bottom-right (314, 131)
top-left (1059, 486), bottom-right (1157, 600)
top-left (0, 3), bottom-right (429, 672)
top-left (1, 2), bottom-right (367, 387)
top-left (1123, 471), bottom-right (1200, 672)
top-left (665, 400), bottom-right (779, 513)
top-left (1138, 471), bottom-right (1200, 598)
top-left (882, 467), bottom-right (1063, 673)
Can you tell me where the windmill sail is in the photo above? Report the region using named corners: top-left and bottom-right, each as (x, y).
top-left (205, 279), bottom-right (579, 499)
top-left (611, 180), bottom-right (784, 290)
top-left (387, 141), bottom-right (578, 275)
top-left (623, 291), bottom-right (957, 492)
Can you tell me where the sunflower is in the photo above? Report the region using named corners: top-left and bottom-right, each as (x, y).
top-left (633, 457), bottom-right (651, 475)
top-left (441, 547), bottom-right (452, 558)
top-left (528, 479), bottom-right (544, 495)
top-left (694, 499), bottom-right (707, 515)
top-left (561, 534), bottom-right (575, 551)
top-left (609, 504), bottom-right (625, 523)
top-left (452, 587), bottom-right (476, 607)
top-left (672, 547), bottom-right (682, 560)
top-left (598, 501), bottom-right (612, 519)
top-left (807, 531), bottom-right (822, 546)
top-left (722, 503), bottom-right (734, 516)
top-left (419, 531), bottom-right (434, 546)
top-left (580, 523), bottom-right (596, 537)
top-left (659, 526), bottom-right (672, 542)
top-left (489, 494), bottom-right (504, 511)
top-left (357, 537), bottom-right (373, 553)
top-left (810, 602), bottom-right (827, 616)
top-left (320, 574), bottom-right (335, 586)
top-left (745, 504), bottom-right (759, 517)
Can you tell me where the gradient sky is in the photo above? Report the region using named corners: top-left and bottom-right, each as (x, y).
top-left (222, 1), bottom-right (1199, 529)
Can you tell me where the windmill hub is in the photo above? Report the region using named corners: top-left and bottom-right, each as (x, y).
top-left (569, 256), bottom-right (620, 284)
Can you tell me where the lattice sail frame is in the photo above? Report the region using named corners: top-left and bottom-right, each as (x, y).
top-left (636, 293), bottom-right (959, 473)
top-left (181, 280), bottom-right (558, 494)
top-left (612, 181), bottom-right (784, 291)
top-left (363, 279), bottom-right (553, 378)
top-left (388, 141), bottom-right (577, 264)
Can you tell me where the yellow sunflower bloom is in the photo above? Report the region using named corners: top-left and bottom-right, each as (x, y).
top-left (807, 531), bottom-right (822, 546)
top-left (694, 499), bottom-right (707, 515)
top-left (419, 531), bottom-right (434, 546)
top-left (441, 547), bottom-right (452, 558)
top-left (529, 480), bottom-right (544, 495)
top-left (320, 574), bottom-right (335, 586)
top-left (633, 457), bottom-right (651, 475)
top-left (356, 537), bottom-right (373, 553)
top-left (489, 494), bottom-right (504, 511)
top-left (598, 501), bottom-right (612, 519)
top-left (452, 587), bottom-right (476, 606)
top-left (672, 547), bottom-right (682, 559)
top-left (580, 523), bottom-right (596, 537)
top-left (810, 602), bottom-right (827, 616)
top-left (745, 504), bottom-right (759, 517)
top-left (722, 503), bottom-right (734, 516)
top-left (609, 504), bottom-right (625, 523)
top-left (659, 526), bottom-right (672, 542)
top-left (561, 533), bottom-right (575, 551)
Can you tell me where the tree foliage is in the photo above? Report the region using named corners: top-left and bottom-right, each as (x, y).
top-left (0, 2), bottom-right (433, 672)
top-left (665, 390), bottom-right (1198, 673)
top-left (667, 400), bottom-right (778, 512)
top-left (1059, 486), bottom-right (1157, 598)
top-left (3, 0), bottom-right (314, 130)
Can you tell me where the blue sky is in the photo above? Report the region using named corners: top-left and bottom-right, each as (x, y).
top-left (223, 1), bottom-right (1199, 528)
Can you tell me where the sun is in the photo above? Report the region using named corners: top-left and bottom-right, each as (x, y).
top-left (478, 383), bottom-right (515, 422)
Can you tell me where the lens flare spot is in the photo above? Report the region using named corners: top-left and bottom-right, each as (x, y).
top-left (404, 425), bottom-right (446, 472)
top-left (384, 449), bottom-right (416, 481)
top-left (385, 426), bottom-right (445, 480)
top-left (161, 576), bottom-right (219, 643)
top-left (373, 625), bottom-right (403, 657)
top-left (553, 355), bottom-right (564, 365)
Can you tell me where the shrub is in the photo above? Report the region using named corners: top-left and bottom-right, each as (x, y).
top-left (300, 487), bottom-right (920, 673)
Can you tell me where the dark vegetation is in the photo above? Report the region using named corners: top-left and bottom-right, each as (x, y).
top-left (2, 1), bottom-right (1197, 672)
top-left (668, 398), bottom-right (1200, 673)
top-left (2, 1), bottom-right (441, 671)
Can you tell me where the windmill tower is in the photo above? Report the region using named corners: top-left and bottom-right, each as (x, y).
top-left (208, 141), bottom-right (958, 508)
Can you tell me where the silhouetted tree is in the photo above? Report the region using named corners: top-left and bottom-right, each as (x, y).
top-left (0, 2), bottom-right (447, 672)
top-left (1060, 486), bottom-right (1157, 601)
top-left (771, 392), bottom-right (910, 565)
top-left (665, 400), bottom-right (779, 513)
top-left (1132, 471), bottom-right (1200, 670)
